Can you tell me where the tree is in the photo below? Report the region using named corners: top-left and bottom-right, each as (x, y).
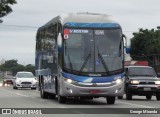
top-left (25, 64), bottom-right (35, 75)
top-left (130, 28), bottom-right (160, 72)
top-left (131, 28), bottom-right (160, 60)
top-left (11, 64), bottom-right (25, 76)
top-left (0, 59), bottom-right (35, 76)
top-left (3, 59), bottom-right (18, 68)
top-left (0, 0), bottom-right (17, 18)
top-left (0, 59), bottom-right (18, 71)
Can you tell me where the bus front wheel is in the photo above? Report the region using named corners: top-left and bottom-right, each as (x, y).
top-left (106, 96), bottom-right (115, 104)
top-left (57, 83), bottom-right (66, 103)
top-left (58, 95), bottom-right (66, 103)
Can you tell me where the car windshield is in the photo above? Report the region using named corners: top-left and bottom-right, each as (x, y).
top-left (128, 67), bottom-right (156, 77)
top-left (17, 73), bottom-right (34, 78)
top-left (63, 28), bottom-right (123, 75)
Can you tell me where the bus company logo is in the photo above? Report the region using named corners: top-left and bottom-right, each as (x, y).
top-left (70, 29), bottom-right (89, 34)
top-left (89, 74), bottom-right (102, 76)
top-left (95, 30), bottom-right (104, 35)
top-left (2, 109), bottom-right (12, 114)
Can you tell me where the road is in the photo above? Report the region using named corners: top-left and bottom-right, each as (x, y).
top-left (0, 82), bottom-right (160, 117)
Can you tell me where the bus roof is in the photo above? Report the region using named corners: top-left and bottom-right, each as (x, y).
top-left (39, 12), bottom-right (119, 30)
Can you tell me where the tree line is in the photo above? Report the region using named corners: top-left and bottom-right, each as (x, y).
top-left (131, 28), bottom-right (160, 57)
top-left (130, 28), bottom-right (160, 72)
top-left (1, 0), bottom-right (160, 71)
top-left (0, 59), bottom-right (35, 76)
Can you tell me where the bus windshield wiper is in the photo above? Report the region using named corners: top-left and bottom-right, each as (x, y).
top-left (68, 55), bottom-right (73, 70)
top-left (80, 51), bottom-right (91, 72)
top-left (97, 47), bottom-right (111, 75)
top-left (119, 41), bottom-right (122, 57)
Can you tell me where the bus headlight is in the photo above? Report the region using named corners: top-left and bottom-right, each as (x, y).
top-left (155, 81), bottom-right (160, 85)
top-left (64, 78), bottom-right (76, 84)
top-left (112, 78), bottom-right (123, 84)
top-left (113, 76), bottom-right (123, 84)
top-left (115, 78), bottom-right (123, 84)
top-left (131, 80), bottom-right (139, 85)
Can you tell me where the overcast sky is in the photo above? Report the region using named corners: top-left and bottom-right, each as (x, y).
top-left (0, 0), bottom-right (160, 65)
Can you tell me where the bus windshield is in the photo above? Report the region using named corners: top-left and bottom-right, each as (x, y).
top-left (63, 28), bottom-right (123, 75)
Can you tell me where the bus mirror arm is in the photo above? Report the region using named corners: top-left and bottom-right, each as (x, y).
top-left (122, 34), bottom-right (127, 47)
top-left (122, 34), bottom-right (128, 53)
top-left (57, 33), bottom-right (62, 52)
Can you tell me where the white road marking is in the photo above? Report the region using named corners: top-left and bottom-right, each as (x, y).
top-left (0, 87), bottom-right (29, 97)
top-left (14, 92), bottom-right (29, 97)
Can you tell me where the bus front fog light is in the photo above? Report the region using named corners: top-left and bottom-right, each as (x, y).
top-left (115, 88), bottom-right (121, 93)
top-left (66, 88), bottom-right (73, 93)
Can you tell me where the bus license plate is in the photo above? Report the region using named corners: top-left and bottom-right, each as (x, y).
top-left (89, 90), bottom-right (100, 94)
top-left (144, 88), bottom-right (151, 91)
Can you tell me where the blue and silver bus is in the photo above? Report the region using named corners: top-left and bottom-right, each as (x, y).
top-left (35, 12), bottom-right (125, 104)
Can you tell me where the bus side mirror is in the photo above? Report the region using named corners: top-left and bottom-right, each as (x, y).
top-left (122, 34), bottom-right (130, 54)
top-left (57, 33), bottom-right (62, 52)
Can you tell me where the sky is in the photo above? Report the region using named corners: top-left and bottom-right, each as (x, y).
top-left (0, 0), bottom-right (160, 65)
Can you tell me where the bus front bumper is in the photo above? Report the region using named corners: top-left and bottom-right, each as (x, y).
top-left (59, 81), bottom-right (124, 97)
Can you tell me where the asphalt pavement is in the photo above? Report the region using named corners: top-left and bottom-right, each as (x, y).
top-left (0, 82), bottom-right (160, 117)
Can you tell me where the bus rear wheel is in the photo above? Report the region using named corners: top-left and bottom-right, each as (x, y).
top-left (40, 83), bottom-right (48, 99)
top-left (106, 96), bottom-right (115, 104)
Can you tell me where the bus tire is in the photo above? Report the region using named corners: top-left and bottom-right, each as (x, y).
top-left (58, 95), bottom-right (66, 103)
top-left (106, 96), bottom-right (115, 104)
top-left (55, 77), bottom-right (58, 95)
top-left (57, 82), bottom-right (66, 103)
top-left (40, 81), bottom-right (48, 99)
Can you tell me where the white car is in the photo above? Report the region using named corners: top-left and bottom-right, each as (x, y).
top-left (13, 72), bottom-right (37, 90)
